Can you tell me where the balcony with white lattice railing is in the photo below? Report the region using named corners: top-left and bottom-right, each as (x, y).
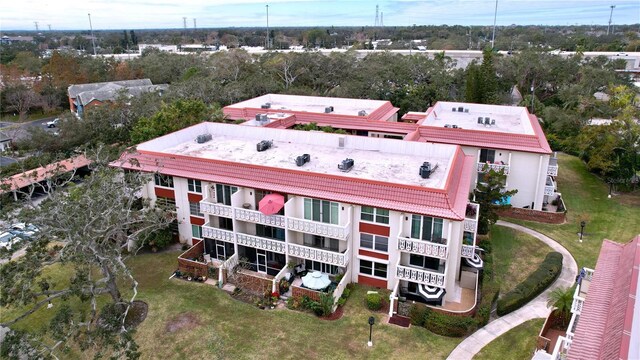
top-left (548, 157), bottom-right (559, 177)
top-left (234, 208), bottom-right (286, 228)
top-left (477, 162), bottom-right (510, 175)
top-left (202, 223), bottom-right (235, 243)
top-left (396, 264), bottom-right (445, 287)
top-left (287, 243), bottom-right (350, 266)
top-left (461, 244), bottom-right (476, 258)
top-left (464, 203), bottom-right (479, 234)
top-left (199, 199), bottom-right (234, 218)
top-left (287, 217), bottom-right (351, 240)
top-left (236, 233), bottom-right (286, 254)
top-left (545, 176), bottom-right (557, 196)
top-left (397, 236), bottom-right (448, 259)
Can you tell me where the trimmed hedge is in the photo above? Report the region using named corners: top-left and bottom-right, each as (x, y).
top-left (366, 292), bottom-right (382, 310)
top-left (497, 252), bottom-right (563, 316)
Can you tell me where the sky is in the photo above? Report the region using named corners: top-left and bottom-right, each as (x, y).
top-left (2, 0), bottom-right (640, 31)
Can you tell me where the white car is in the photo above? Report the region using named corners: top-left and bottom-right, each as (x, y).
top-left (0, 232), bottom-right (19, 250)
top-left (46, 118), bottom-right (60, 128)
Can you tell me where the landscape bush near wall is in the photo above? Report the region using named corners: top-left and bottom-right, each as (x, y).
top-left (497, 252), bottom-right (563, 316)
top-left (495, 207), bottom-right (566, 224)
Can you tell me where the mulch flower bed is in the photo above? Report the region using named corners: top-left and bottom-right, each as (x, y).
top-left (124, 300), bottom-right (148, 329)
top-left (319, 305), bottom-right (345, 321)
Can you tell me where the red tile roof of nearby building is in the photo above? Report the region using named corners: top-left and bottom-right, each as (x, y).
top-left (0, 155), bottom-right (91, 194)
top-left (114, 148), bottom-right (474, 221)
top-left (568, 236), bottom-right (640, 360)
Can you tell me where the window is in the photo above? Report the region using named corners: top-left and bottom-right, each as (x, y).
top-left (188, 179), bottom-right (202, 193)
top-left (305, 260), bottom-right (339, 275)
top-left (479, 149), bottom-right (496, 163)
top-left (410, 215), bottom-right (444, 242)
top-left (409, 254), bottom-right (442, 272)
top-left (359, 259), bottom-right (387, 278)
top-left (304, 198), bottom-right (339, 224)
top-left (191, 225), bottom-right (202, 239)
top-left (360, 206), bottom-right (389, 224)
top-left (215, 184), bottom-right (238, 206)
top-left (219, 217), bottom-right (233, 231)
top-left (256, 224), bottom-right (285, 241)
top-left (359, 233), bottom-right (388, 252)
top-left (156, 197), bottom-right (176, 212)
top-left (303, 234), bottom-right (339, 252)
top-left (154, 174), bottom-right (173, 188)
top-left (189, 202), bottom-right (202, 216)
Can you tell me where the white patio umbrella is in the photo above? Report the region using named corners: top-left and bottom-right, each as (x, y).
top-left (301, 271), bottom-right (331, 290)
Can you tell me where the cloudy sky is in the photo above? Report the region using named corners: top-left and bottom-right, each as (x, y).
top-left (2, 0), bottom-right (639, 30)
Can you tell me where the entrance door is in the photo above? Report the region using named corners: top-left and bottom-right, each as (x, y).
top-left (257, 251), bottom-right (267, 273)
top-left (216, 242), bottom-right (226, 261)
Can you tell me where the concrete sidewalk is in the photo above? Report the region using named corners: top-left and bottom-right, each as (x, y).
top-left (447, 221), bottom-right (578, 360)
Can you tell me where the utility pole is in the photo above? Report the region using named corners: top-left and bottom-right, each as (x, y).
top-left (491, 0), bottom-right (498, 49)
top-left (380, 12), bottom-right (384, 27)
top-left (34, 21), bottom-right (39, 31)
top-left (183, 17), bottom-right (187, 31)
top-left (87, 13), bottom-right (97, 56)
top-left (607, 5), bottom-right (616, 35)
top-left (266, 4), bottom-right (269, 50)
top-left (47, 24), bottom-right (51, 31)
top-left (193, 18), bottom-right (196, 30)
top-left (374, 4), bottom-right (379, 27)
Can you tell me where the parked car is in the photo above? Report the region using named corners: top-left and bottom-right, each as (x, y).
top-left (46, 118), bottom-right (60, 128)
top-left (9, 223), bottom-right (39, 239)
top-left (0, 232), bottom-right (20, 250)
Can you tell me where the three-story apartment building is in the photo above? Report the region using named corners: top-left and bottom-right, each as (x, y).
top-left (116, 122), bottom-right (483, 314)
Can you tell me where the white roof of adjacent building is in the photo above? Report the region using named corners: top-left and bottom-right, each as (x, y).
top-left (421, 101), bottom-right (535, 135)
top-left (137, 122), bottom-right (459, 189)
top-left (225, 93), bottom-right (391, 117)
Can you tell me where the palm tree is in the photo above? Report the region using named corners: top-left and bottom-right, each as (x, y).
top-left (547, 286), bottom-right (575, 328)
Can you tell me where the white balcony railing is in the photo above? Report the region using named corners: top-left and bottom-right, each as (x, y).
top-left (199, 199), bottom-right (234, 218)
top-left (547, 165), bottom-right (559, 176)
top-left (461, 244), bottom-right (475, 258)
top-left (477, 162), bottom-right (510, 175)
top-left (287, 243), bottom-right (350, 266)
top-left (463, 218), bottom-right (478, 233)
top-left (544, 185), bottom-right (556, 196)
top-left (287, 218), bottom-right (350, 240)
top-left (396, 264), bottom-right (445, 287)
top-left (202, 225), bottom-right (235, 243)
top-left (236, 234), bottom-right (286, 254)
top-left (234, 208), bottom-right (286, 227)
top-left (397, 237), bottom-right (448, 259)
top-left (550, 336), bottom-right (571, 360)
top-left (571, 294), bottom-right (585, 314)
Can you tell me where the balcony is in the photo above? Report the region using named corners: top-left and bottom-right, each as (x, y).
top-left (545, 176), bottom-right (557, 196)
top-left (461, 244), bottom-right (475, 258)
top-left (464, 203), bottom-right (479, 234)
top-left (396, 264), bottom-right (445, 287)
top-left (287, 243), bottom-right (350, 266)
top-left (477, 162), bottom-right (510, 175)
top-left (236, 233), bottom-right (286, 254)
top-left (234, 208), bottom-right (286, 228)
top-left (547, 157), bottom-right (559, 177)
top-left (202, 224), bottom-right (235, 243)
top-left (397, 237), bottom-right (448, 260)
top-left (287, 218), bottom-right (351, 240)
top-left (199, 199), bottom-right (234, 218)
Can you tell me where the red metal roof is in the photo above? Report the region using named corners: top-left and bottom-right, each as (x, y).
top-left (0, 155), bottom-right (91, 194)
top-left (114, 148), bottom-right (474, 221)
top-left (568, 236), bottom-right (640, 360)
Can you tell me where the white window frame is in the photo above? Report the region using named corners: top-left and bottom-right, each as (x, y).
top-left (359, 233), bottom-right (388, 252)
top-left (187, 179), bottom-right (202, 193)
top-left (154, 174), bottom-right (173, 188)
top-left (303, 198), bottom-right (339, 225)
top-left (360, 206), bottom-right (390, 225)
top-left (189, 201), bottom-right (203, 217)
top-left (359, 259), bottom-right (387, 279)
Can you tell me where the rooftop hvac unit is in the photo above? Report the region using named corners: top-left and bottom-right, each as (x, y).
top-left (256, 140), bottom-right (272, 152)
top-left (338, 136), bottom-right (346, 148)
top-left (419, 162), bottom-right (432, 179)
top-left (464, 108), bottom-right (469, 113)
top-left (295, 153), bottom-right (311, 167)
top-left (338, 158), bottom-right (354, 172)
top-left (458, 106), bottom-right (464, 112)
top-left (324, 106), bottom-right (334, 113)
top-left (484, 117), bottom-right (491, 125)
top-left (358, 110), bottom-right (367, 116)
top-left (452, 125), bottom-right (458, 129)
top-left (195, 133), bottom-right (212, 144)
top-left (255, 114), bottom-right (269, 123)
top-left (452, 107), bottom-right (457, 112)
top-left (490, 119), bottom-right (496, 126)
top-left (261, 103), bottom-right (271, 109)
top-left (477, 117), bottom-right (483, 124)
top-left (444, 124), bottom-right (451, 128)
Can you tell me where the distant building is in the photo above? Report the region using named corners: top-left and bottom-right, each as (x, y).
top-left (0, 35), bottom-right (35, 45)
top-left (138, 44), bottom-right (178, 54)
top-left (67, 79), bottom-right (168, 117)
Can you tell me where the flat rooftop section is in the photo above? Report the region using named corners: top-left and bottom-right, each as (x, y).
top-left (225, 93), bottom-right (391, 117)
top-left (421, 102), bottom-right (534, 135)
top-left (137, 122), bottom-right (459, 189)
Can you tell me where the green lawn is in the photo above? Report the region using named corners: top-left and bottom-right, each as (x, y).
top-left (507, 153), bottom-right (640, 269)
top-left (473, 319), bottom-right (544, 360)
top-left (2, 251), bottom-right (463, 360)
top-left (1, 110), bottom-right (56, 123)
top-left (490, 226), bottom-right (552, 295)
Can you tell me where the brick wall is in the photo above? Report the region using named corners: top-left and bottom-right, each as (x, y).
top-left (496, 207), bottom-right (566, 224)
top-left (232, 272), bottom-right (273, 295)
top-left (177, 239), bottom-right (209, 277)
top-left (291, 285), bottom-right (322, 301)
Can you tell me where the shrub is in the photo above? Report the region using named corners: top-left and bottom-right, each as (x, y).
top-left (341, 288), bottom-right (351, 299)
top-left (337, 297), bottom-right (347, 307)
top-left (286, 296), bottom-right (300, 310)
top-left (366, 292), bottom-right (382, 311)
top-left (310, 301), bottom-right (323, 316)
top-left (422, 308), bottom-right (478, 337)
top-left (497, 252), bottom-right (563, 316)
top-left (319, 293), bottom-right (335, 316)
top-left (408, 304), bottom-right (426, 326)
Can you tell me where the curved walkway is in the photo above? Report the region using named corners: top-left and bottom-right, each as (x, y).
top-left (447, 221), bottom-right (578, 360)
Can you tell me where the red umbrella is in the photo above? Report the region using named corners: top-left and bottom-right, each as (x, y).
top-left (259, 193), bottom-right (285, 215)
